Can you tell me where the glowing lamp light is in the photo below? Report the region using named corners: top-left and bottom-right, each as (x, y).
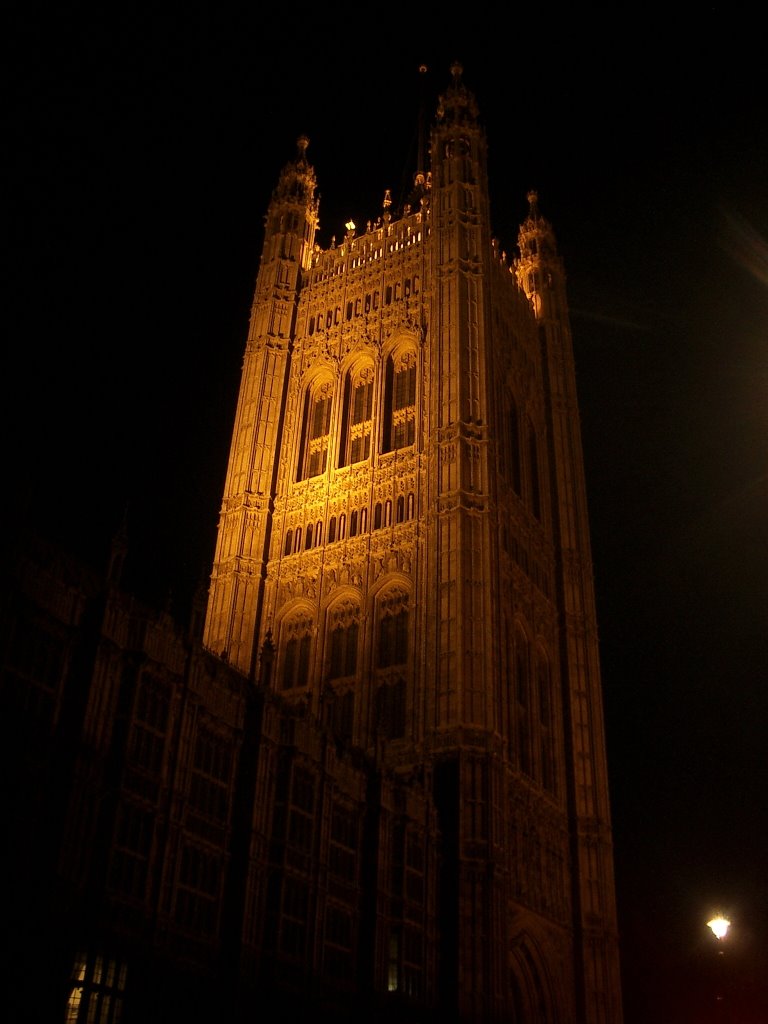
top-left (345, 220), bottom-right (355, 233)
top-left (707, 915), bottom-right (730, 940)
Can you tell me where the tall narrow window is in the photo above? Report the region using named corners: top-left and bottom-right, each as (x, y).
top-left (299, 381), bottom-right (333, 480)
top-left (378, 609), bottom-right (408, 668)
top-left (373, 588), bottom-right (410, 741)
top-left (329, 623), bottom-right (358, 679)
top-left (175, 842), bottom-right (220, 935)
top-left (528, 421), bottom-right (541, 519)
top-left (538, 651), bottom-right (557, 794)
top-left (384, 352), bottom-right (416, 452)
top-left (188, 725), bottom-right (232, 826)
top-left (515, 628), bottom-right (532, 776)
top-left (340, 367), bottom-right (374, 466)
top-left (328, 602), bottom-right (360, 681)
top-left (374, 678), bottom-right (405, 739)
top-left (281, 614), bottom-right (313, 690)
top-left (108, 801), bottom-right (153, 900)
top-left (509, 397), bottom-right (522, 495)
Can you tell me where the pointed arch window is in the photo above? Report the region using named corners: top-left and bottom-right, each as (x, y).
top-left (299, 380), bottom-right (334, 480)
top-left (327, 601), bottom-right (360, 681)
top-left (384, 351), bottom-right (416, 452)
top-left (374, 588), bottom-right (410, 742)
top-left (281, 613), bottom-right (313, 690)
top-left (340, 366), bottom-right (374, 466)
top-left (377, 591), bottom-right (409, 669)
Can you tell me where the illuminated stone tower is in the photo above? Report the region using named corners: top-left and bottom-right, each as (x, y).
top-left (204, 63), bottom-right (623, 1023)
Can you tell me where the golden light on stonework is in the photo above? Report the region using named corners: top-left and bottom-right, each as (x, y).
top-left (706, 915), bottom-right (731, 940)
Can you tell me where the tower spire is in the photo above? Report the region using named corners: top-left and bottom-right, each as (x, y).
top-left (403, 63), bottom-right (433, 213)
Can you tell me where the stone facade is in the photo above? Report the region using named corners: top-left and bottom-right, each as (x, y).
top-left (202, 63), bottom-right (623, 1022)
top-left (1, 64), bottom-right (623, 1023)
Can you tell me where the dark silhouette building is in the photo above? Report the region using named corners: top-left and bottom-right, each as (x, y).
top-left (2, 64), bottom-right (623, 1022)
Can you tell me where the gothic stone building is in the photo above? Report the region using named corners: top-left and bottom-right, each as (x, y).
top-left (1, 64), bottom-right (623, 1023)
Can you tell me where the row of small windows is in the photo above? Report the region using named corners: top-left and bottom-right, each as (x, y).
top-left (307, 277), bottom-right (420, 334)
top-left (348, 230), bottom-right (422, 266)
top-left (283, 493), bottom-right (416, 556)
top-left (297, 354), bottom-right (417, 481)
top-left (310, 226), bottom-right (425, 280)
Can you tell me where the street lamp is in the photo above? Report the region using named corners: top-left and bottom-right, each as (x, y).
top-left (707, 915), bottom-right (730, 941)
top-left (706, 914), bottom-right (731, 1022)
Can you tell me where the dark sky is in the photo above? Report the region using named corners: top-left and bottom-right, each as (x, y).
top-left (8, 7), bottom-right (768, 1022)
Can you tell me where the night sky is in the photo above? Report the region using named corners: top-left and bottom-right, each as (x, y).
top-left (8, 7), bottom-right (767, 1022)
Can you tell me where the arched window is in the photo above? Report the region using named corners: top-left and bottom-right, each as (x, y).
top-left (384, 351), bottom-right (416, 452)
top-left (328, 517), bottom-right (337, 544)
top-left (330, 622), bottom-right (359, 679)
top-left (350, 510), bottom-right (358, 537)
top-left (281, 613), bottom-right (313, 690)
top-left (377, 594), bottom-right (408, 668)
top-left (396, 496), bottom-right (404, 523)
top-left (284, 529), bottom-right (293, 556)
top-left (374, 503), bottom-right (382, 529)
top-left (327, 601), bottom-right (360, 681)
top-left (374, 588), bottom-right (410, 742)
top-left (339, 366), bottom-right (374, 467)
top-left (299, 380), bottom-right (334, 480)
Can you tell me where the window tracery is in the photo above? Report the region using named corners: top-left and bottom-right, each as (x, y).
top-left (340, 365), bottom-right (374, 467)
top-left (299, 379), bottom-right (334, 480)
top-left (280, 612), bottom-right (314, 690)
top-left (384, 351), bottom-right (416, 452)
